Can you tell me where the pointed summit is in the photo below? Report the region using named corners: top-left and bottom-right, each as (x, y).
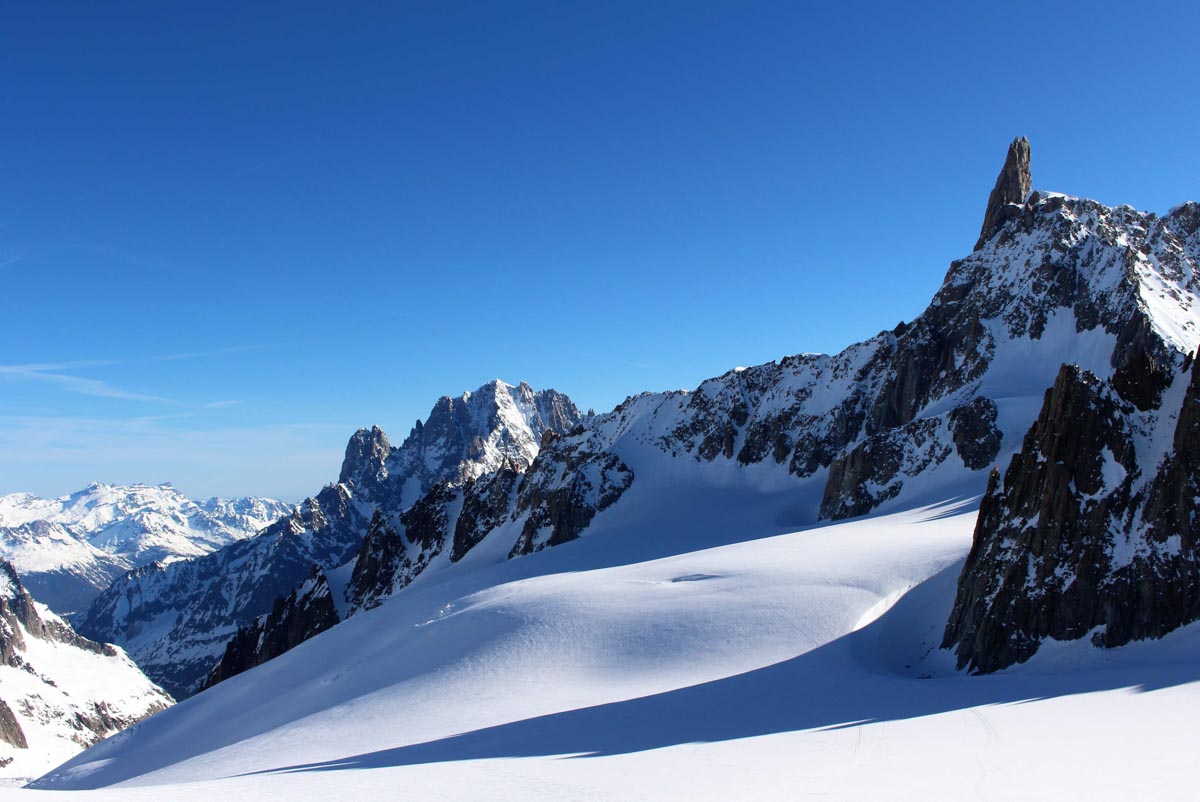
top-left (975, 136), bottom-right (1032, 250)
top-left (338, 425), bottom-right (391, 490)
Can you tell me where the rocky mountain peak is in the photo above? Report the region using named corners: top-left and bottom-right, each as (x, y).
top-left (975, 136), bottom-right (1032, 250)
top-left (82, 380), bottom-right (583, 698)
top-left (337, 425), bottom-right (391, 490)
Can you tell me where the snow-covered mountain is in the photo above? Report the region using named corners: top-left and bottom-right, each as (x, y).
top-left (22, 138), bottom-right (1200, 800)
top-left (0, 484), bottom-right (291, 614)
top-left (74, 382), bottom-right (583, 698)
top-left (197, 137), bottom-right (1200, 691)
top-left (0, 560), bottom-right (171, 783)
top-left (15, 137), bottom-right (1200, 801)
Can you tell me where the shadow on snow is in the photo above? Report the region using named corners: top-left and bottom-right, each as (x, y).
top-left (237, 563), bottom-right (1200, 778)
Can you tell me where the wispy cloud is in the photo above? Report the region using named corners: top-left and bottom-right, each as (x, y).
top-left (0, 346), bottom-right (273, 406)
top-left (0, 364), bottom-right (168, 402)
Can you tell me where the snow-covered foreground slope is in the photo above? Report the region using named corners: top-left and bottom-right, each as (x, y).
top-left (13, 492), bottom-right (1200, 800)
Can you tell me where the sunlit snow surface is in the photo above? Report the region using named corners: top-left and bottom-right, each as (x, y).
top-left (8, 495), bottom-right (1199, 800)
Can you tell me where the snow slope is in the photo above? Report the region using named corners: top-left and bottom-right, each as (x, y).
top-left (11, 492), bottom-right (1200, 800)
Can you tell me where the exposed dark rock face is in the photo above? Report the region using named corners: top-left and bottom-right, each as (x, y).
top-left (338, 425), bottom-right (391, 491)
top-left (949, 396), bottom-right (1002, 470)
top-left (345, 510), bottom-right (407, 614)
top-left (204, 565), bottom-right (339, 689)
top-left (0, 700), bottom-right (26, 750)
top-left (1111, 315), bottom-right (1175, 411)
top-left (944, 349), bottom-right (1200, 672)
top-left (510, 444), bottom-right (634, 557)
top-left (819, 395), bottom-right (1003, 520)
top-left (976, 136), bottom-right (1032, 250)
top-left (820, 417), bottom-right (950, 520)
top-left (2, 561), bottom-right (113, 665)
top-left (341, 469), bottom-right (524, 617)
top-left (452, 465), bottom-right (521, 562)
top-left (1143, 357), bottom-right (1200, 550)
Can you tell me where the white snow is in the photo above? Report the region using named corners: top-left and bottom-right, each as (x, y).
top-left (0, 492), bottom-right (1188, 800)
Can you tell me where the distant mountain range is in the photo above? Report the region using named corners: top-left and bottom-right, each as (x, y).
top-left (0, 484), bottom-right (291, 614)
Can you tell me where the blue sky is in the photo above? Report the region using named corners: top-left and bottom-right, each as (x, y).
top-left (2, 1), bottom-right (1198, 501)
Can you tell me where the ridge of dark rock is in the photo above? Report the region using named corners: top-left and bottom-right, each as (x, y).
top-left (203, 565), bottom-right (339, 690)
top-left (944, 345), bottom-right (1200, 672)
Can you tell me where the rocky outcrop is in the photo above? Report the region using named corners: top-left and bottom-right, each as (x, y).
top-left (819, 396), bottom-right (1002, 520)
top-left (338, 425), bottom-right (391, 492)
top-left (204, 566), bottom-right (339, 689)
top-left (510, 443), bottom-right (634, 557)
top-left (944, 347), bottom-right (1200, 672)
top-left (976, 136), bottom-right (1031, 250)
top-left (1, 561), bottom-right (114, 664)
top-left (0, 700), bottom-right (26, 750)
top-left (452, 464), bottom-right (522, 561)
top-left (344, 510), bottom-right (407, 614)
top-left (948, 396), bottom-right (1003, 470)
top-left (820, 416), bottom-right (950, 520)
